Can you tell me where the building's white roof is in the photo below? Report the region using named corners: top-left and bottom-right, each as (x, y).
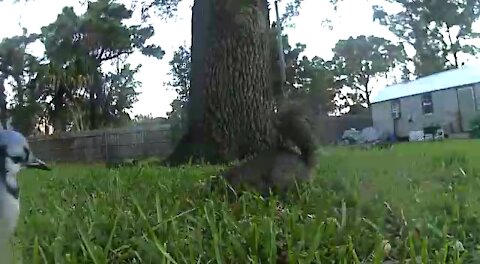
top-left (371, 64), bottom-right (480, 104)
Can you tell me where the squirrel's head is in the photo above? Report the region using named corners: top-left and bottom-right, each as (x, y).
top-left (275, 103), bottom-right (313, 131)
top-left (274, 102), bottom-right (318, 156)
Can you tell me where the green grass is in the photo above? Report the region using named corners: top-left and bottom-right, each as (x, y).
top-left (10, 139), bottom-right (480, 263)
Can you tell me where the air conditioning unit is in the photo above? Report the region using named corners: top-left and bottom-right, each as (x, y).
top-left (392, 111), bottom-right (401, 119)
top-left (391, 100), bottom-right (401, 120)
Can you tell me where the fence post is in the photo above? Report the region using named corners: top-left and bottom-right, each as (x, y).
top-left (104, 131), bottom-right (108, 163)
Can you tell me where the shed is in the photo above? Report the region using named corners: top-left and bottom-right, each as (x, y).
top-left (370, 64), bottom-right (480, 138)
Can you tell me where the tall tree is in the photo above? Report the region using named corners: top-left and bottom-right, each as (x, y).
top-left (331, 35), bottom-right (407, 107)
top-left (282, 35), bottom-right (307, 95)
top-left (0, 30), bottom-right (40, 134)
top-left (99, 63), bottom-right (141, 128)
top-left (31, 58), bottom-right (91, 133)
top-left (160, 0), bottom-right (347, 165)
top-left (280, 35), bottom-right (336, 114)
top-left (373, 0), bottom-right (480, 77)
top-left (167, 45), bottom-right (191, 106)
top-left (40, 0), bottom-right (164, 130)
top-left (164, 0), bottom-right (278, 165)
top-left (165, 45), bottom-right (191, 144)
top-left (293, 56), bottom-right (336, 113)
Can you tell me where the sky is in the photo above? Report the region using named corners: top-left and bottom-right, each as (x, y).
top-left (0, 0), bottom-right (479, 118)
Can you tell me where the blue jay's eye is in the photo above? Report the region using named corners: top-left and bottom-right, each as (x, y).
top-left (11, 156), bottom-right (23, 164)
top-left (24, 147), bottom-right (30, 162)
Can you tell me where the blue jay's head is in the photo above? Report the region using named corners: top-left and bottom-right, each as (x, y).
top-left (0, 130), bottom-right (50, 175)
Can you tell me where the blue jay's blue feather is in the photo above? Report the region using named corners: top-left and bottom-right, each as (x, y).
top-left (0, 131), bottom-right (29, 200)
top-left (0, 145), bottom-right (18, 255)
top-left (0, 129), bottom-right (50, 259)
top-left (0, 145), bottom-right (18, 200)
top-left (0, 130), bottom-right (29, 149)
top-left (0, 130), bottom-right (50, 243)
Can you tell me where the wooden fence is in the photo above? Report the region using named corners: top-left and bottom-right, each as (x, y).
top-left (26, 114), bottom-right (372, 164)
top-left (28, 125), bottom-right (173, 164)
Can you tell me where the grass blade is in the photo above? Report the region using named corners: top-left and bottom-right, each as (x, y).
top-left (132, 197), bottom-right (178, 264)
top-left (77, 224), bottom-right (100, 264)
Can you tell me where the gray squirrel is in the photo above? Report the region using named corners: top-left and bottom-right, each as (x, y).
top-left (214, 103), bottom-right (318, 198)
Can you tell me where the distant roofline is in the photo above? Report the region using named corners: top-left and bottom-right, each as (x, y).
top-left (371, 82), bottom-right (478, 104)
top-left (371, 64), bottom-right (480, 104)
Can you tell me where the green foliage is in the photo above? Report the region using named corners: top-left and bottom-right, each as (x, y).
top-left (332, 35), bottom-right (407, 107)
top-left (99, 63), bottom-right (142, 128)
top-left (166, 45), bottom-right (191, 102)
top-left (281, 35), bottom-right (336, 113)
top-left (38, 0), bottom-right (164, 131)
top-left (280, 0), bottom-right (305, 28)
top-left (275, 33), bottom-right (406, 114)
top-left (0, 31), bottom-right (39, 78)
top-left (41, 0), bottom-right (164, 64)
top-left (0, 0), bottom-right (164, 134)
top-left (468, 115), bottom-right (480, 138)
top-left (10, 100), bottom-right (43, 136)
top-left (0, 30), bottom-right (41, 133)
top-left (133, 113), bottom-right (155, 122)
top-left (137, 0), bottom-right (182, 21)
top-left (282, 35), bottom-right (307, 88)
top-left (278, 0), bottom-right (345, 28)
top-left (166, 45), bottom-right (191, 144)
top-left (373, 0), bottom-right (480, 77)
top-left (12, 140), bottom-right (480, 262)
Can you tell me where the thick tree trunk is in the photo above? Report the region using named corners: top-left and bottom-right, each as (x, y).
top-left (164, 0), bottom-right (277, 166)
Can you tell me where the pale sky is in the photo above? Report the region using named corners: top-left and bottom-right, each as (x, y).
top-left (0, 0), bottom-right (479, 118)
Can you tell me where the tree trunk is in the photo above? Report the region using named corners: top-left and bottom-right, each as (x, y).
top-left (12, 75), bottom-right (24, 105)
top-left (89, 84), bottom-right (96, 130)
top-left (164, 0), bottom-right (277, 166)
top-left (89, 71), bottom-right (101, 130)
top-left (0, 75), bottom-right (7, 129)
top-left (364, 75), bottom-right (371, 107)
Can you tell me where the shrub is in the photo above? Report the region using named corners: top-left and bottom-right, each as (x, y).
top-left (469, 115), bottom-right (480, 138)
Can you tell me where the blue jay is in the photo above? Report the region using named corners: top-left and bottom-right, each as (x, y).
top-left (0, 130), bottom-right (50, 254)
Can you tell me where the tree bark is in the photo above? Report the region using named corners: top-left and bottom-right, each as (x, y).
top-left (12, 75), bottom-right (24, 105)
top-left (52, 84), bottom-right (67, 133)
top-left (89, 71), bottom-right (102, 130)
top-left (364, 74), bottom-right (371, 107)
top-left (164, 0), bottom-right (277, 166)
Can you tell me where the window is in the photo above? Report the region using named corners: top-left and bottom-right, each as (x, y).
top-left (421, 92), bottom-right (434, 114)
top-left (391, 99), bottom-right (401, 119)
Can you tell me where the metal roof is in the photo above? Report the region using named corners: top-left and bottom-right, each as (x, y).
top-left (371, 64), bottom-right (480, 104)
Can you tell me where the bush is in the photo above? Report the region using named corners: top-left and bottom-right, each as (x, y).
top-left (469, 115), bottom-right (480, 138)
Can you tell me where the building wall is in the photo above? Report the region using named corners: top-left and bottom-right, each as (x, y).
top-left (372, 87), bottom-right (465, 138)
top-left (371, 101), bottom-right (394, 136)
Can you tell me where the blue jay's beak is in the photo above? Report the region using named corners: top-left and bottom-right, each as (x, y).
top-left (25, 155), bottom-right (50, 171)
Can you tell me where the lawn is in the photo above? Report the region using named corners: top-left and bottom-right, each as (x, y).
top-left (10, 139), bottom-right (480, 263)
